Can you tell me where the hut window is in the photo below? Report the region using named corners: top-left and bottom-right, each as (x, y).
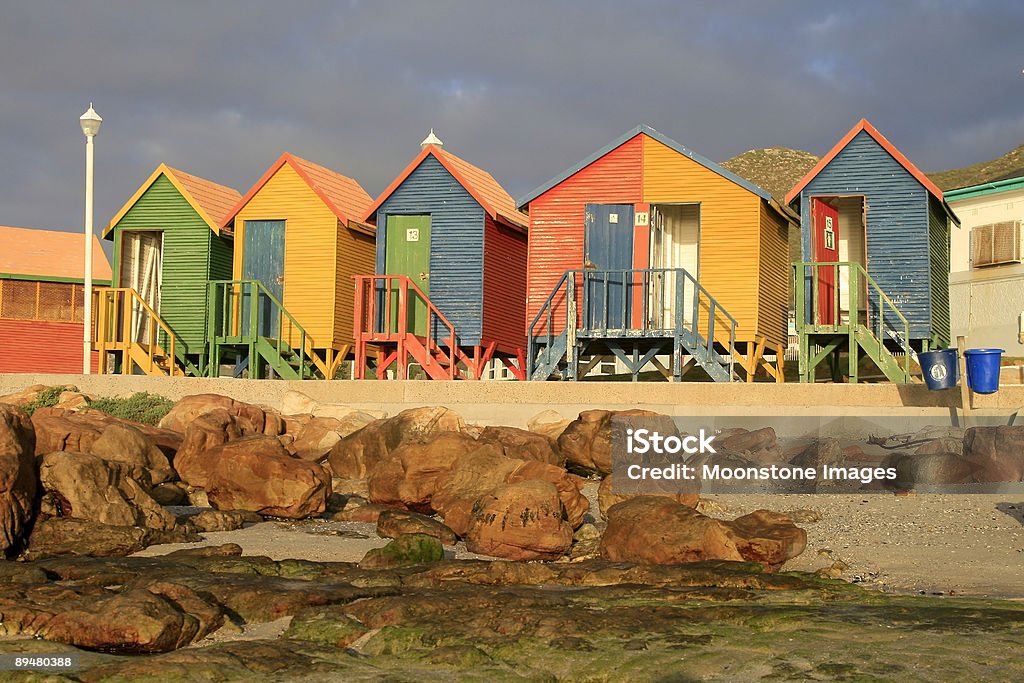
top-left (970, 221), bottom-right (1021, 268)
top-left (0, 280), bottom-right (80, 322)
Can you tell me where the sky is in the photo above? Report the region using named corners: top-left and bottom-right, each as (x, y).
top-left (2, 0), bottom-right (1023, 239)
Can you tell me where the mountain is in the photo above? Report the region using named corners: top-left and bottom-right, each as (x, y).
top-left (928, 143), bottom-right (1024, 191)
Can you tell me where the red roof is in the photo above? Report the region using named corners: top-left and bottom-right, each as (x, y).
top-left (0, 225), bottom-right (112, 282)
top-left (785, 119), bottom-right (945, 205)
top-left (364, 145), bottom-right (528, 230)
top-left (222, 153), bottom-right (372, 228)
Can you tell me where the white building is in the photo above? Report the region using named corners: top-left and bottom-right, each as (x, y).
top-left (947, 176), bottom-right (1024, 352)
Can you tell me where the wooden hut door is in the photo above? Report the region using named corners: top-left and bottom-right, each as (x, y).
top-left (385, 215), bottom-right (431, 336)
top-left (811, 199), bottom-right (840, 325)
top-left (120, 231), bottom-right (163, 345)
top-left (584, 204), bottom-right (634, 329)
top-left (242, 220), bottom-right (285, 338)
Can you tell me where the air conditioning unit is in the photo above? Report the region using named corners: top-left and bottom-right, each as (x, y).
top-left (971, 220), bottom-right (1022, 267)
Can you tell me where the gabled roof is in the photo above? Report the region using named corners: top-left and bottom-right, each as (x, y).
top-left (364, 145), bottom-right (529, 231)
top-left (222, 153), bottom-right (373, 231)
top-left (516, 124), bottom-right (773, 209)
top-left (0, 225), bottom-right (112, 282)
top-left (784, 119), bottom-right (945, 205)
top-left (103, 164), bottom-right (240, 238)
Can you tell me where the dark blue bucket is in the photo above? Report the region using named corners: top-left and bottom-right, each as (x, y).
top-left (918, 348), bottom-right (958, 390)
top-left (964, 348), bottom-right (1004, 394)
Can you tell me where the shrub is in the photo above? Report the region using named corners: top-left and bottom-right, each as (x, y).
top-left (88, 392), bottom-right (175, 426)
top-left (23, 386), bottom-right (65, 416)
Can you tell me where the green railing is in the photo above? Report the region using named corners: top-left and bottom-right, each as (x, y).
top-left (793, 261), bottom-right (912, 375)
top-left (206, 279), bottom-right (313, 379)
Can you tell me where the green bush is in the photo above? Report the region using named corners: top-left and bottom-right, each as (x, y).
top-left (88, 392), bottom-right (175, 426)
top-left (23, 386), bottom-right (65, 416)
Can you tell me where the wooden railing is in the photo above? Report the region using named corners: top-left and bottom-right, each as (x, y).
top-left (93, 287), bottom-right (185, 376)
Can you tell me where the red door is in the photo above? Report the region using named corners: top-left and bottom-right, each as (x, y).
top-left (811, 198), bottom-right (840, 325)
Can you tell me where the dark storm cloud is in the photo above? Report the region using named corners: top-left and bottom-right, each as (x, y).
top-left (1, 0), bottom-right (1021, 235)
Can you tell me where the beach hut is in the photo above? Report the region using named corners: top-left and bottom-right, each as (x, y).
top-left (217, 153), bottom-right (374, 379)
top-left (0, 225), bottom-right (111, 373)
top-left (785, 119), bottom-right (960, 383)
top-left (98, 165), bottom-right (238, 376)
top-left (517, 125), bottom-right (796, 382)
top-left (354, 132), bottom-right (529, 380)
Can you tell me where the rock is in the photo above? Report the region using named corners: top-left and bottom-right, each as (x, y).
top-left (312, 405), bottom-right (383, 435)
top-left (790, 438), bottom-right (844, 470)
top-left (527, 410), bottom-right (572, 441)
top-left (57, 391), bottom-right (91, 409)
top-left (188, 509), bottom-right (261, 533)
top-left (327, 406), bottom-right (467, 479)
top-left (478, 425), bottom-right (563, 466)
top-left (723, 510), bottom-right (808, 570)
top-left (376, 509), bottom-right (458, 546)
top-left (39, 451), bottom-right (177, 531)
top-left (31, 407), bottom-right (181, 461)
top-left (159, 394), bottom-right (285, 437)
top-left (22, 518), bottom-right (197, 560)
top-left (720, 427), bottom-right (777, 454)
top-left (0, 384), bottom-right (76, 407)
top-left (597, 473), bottom-right (698, 518)
top-left (288, 416), bottom-right (345, 461)
top-left (285, 604), bottom-right (370, 647)
top-left (358, 533), bottom-right (445, 569)
top-left (38, 583), bottom-right (223, 653)
top-left (186, 436), bottom-right (331, 519)
top-left (165, 543), bottom-right (244, 558)
top-left (279, 390), bottom-right (318, 416)
top-left (0, 404), bottom-right (36, 557)
top-left (367, 431), bottom-right (479, 512)
top-left (151, 482), bottom-right (189, 506)
top-left (331, 477), bottom-right (370, 498)
top-left (915, 437), bottom-right (965, 456)
top-left (465, 480), bottom-right (573, 561)
top-left (507, 460), bottom-right (589, 529)
top-left (600, 497), bottom-right (806, 570)
top-left (173, 409), bottom-right (245, 485)
top-left (557, 409), bottom-right (676, 474)
top-left (90, 422), bottom-right (174, 487)
top-left (432, 444), bottom-right (522, 536)
top-left (892, 451), bottom-right (976, 488)
top-left (962, 426), bottom-right (1024, 482)
top-left (331, 501), bottom-right (388, 523)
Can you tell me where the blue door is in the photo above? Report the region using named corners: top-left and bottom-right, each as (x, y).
top-left (242, 220), bottom-right (285, 337)
top-left (584, 204), bottom-right (634, 329)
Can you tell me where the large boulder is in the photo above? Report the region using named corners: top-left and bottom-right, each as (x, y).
top-left (600, 497), bottom-right (805, 570)
top-left (89, 422), bottom-right (174, 487)
top-left (477, 426), bottom-right (563, 466)
top-left (527, 410), bottom-right (572, 441)
top-left (159, 394), bottom-right (285, 436)
top-left (185, 435), bottom-right (331, 518)
top-left (376, 509), bottom-right (458, 546)
top-left (597, 473), bottom-right (699, 519)
top-left (358, 533), bottom-right (445, 569)
top-left (432, 444), bottom-right (522, 537)
top-left (327, 406), bottom-right (466, 479)
top-left (507, 460), bottom-right (589, 529)
top-left (32, 407), bottom-right (181, 461)
top-left (0, 404), bottom-right (37, 556)
top-left (557, 409), bottom-right (676, 474)
top-left (465, 480), bottom-right (573, 561)
top-left (21, 517), bottom-right (196, 560)
top-left (288, 416), bottom-right (347, 462)
top-left (962, 426), bottom-right (1024, 483)
top-left (367, 431), bottom-right (479, 512)
top-left (173, 409), bottom-right (245, 486)
top-left (892, 451), bottom-right (976, 488)
top-left (39, 451), bottom-right (177, 531)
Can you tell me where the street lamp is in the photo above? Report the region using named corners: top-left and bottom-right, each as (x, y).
top-left (80, 104), bottom-right (102, 374)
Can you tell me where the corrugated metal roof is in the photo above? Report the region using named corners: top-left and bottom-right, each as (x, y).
top-left (222, 153), bottom-right (372, 229)
top-left (517, 125), bottom-right (773, 209)
top-left (364, 145), bottom-right (529, 230)
top-left (103, 164), bottom-right (240, 237)
top-left (0, 225), bottom-right (112, 281)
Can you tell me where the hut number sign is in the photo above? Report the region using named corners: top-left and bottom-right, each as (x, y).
top-left (824, 216), bottom-right (835, 250)
top-left (406, 228), bottom-right (420, 242)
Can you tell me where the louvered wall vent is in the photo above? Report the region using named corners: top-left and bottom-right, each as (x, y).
top-left (971, 220), bottom-right (1021, 267)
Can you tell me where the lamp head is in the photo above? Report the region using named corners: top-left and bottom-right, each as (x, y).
top-left (80, 103), bottom-right (102, 137)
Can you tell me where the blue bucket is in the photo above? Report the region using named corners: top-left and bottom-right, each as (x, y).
top-left (964, 348), bottom-right (1004, 394)
top-left (918, 348), bottom-right (958, 390)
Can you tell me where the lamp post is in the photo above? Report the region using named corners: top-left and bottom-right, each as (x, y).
top-left (80, 104), bottom-right (102, 374)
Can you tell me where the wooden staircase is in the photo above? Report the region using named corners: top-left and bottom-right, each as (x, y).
top-left (353, 275), bottom-right (522, 380)
top-left (794, 262), bottom-right (915, 383)
top-left (94, 288), bottom-right (193, 377)
top-left (527, 268), bottom-right (739, 382)
top-left (207, 280), bottom-right (330, 380)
